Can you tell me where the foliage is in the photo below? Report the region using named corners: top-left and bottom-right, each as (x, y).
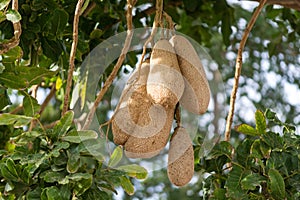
top-left (194, 109), bottom-right (300, 199)
top-left (0, 111), bottom-right (147, 199)
top-left (0, 0), bottom-right (300, 199)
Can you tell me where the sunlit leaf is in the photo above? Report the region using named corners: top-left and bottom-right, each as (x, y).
top-left (6, 9), bottom-right (21, 23)
top-left (255, 110), bottom-right (266, 135)
top-left (108, 146), bottom-right (123, 168)
top-left (117, 164), bottom-right (147, 179)
top-left (235, 124), bottom-right (259, 136)
top-left (0, 0), bottom-right (10, 10)
top-left (120, 176), bottom-right (134, 195)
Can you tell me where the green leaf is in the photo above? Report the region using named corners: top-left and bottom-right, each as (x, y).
top-left (210, 188), bottom-right (226, 200)
top-left (68, 173), bottom-right (93, 196)
top-left (255, 110), bottom-right (266, 135)
top-left (108, 146), bottom-right (123, 168)
top-left (236, 139), bottom-right (253, 167)
top-left (120, 176), bottom-right (134, 195)
top-left (62, 130), bottom-right (98, 143)
top-left (41, 38), bottom-right (63, 61)
top-left (250, 139), bottom-right (263, 159)
top-left (44, 186), bottom-right (62, 200)
top-left (53, 110), bottom-right (74, 138)
top-left (0, 0), bottom-right (10, 10)
top-left (22, 92), bottom-right (40, 117)
top-left (225, 164), bottom-right (248, 199)
top-left (262, 131), bottom-right (283, 149)
top-left (50, 9), bottom-right (69, 37)
top-left (0, 11), bottom-right (5, 23)
top-left (5, 159), bottom-right (18, 179)
top-left (0, 87), bottom-right (11, 110)
top-left (0, 66), bottom-right (58, 89)
top-left (241, 173), bottom-right (267, 190)
top-left (0, 163), bottom-right (18, 182)
top-left (2, 46), bottom-right (23, 62)
top-left (0, 113), bottom-right (32, 127)
top-left (66, 150), bottom-right (80, 173)
top-left (268, 169), bottom-right (285, 199)
top-left (43, 171), bottom-right (65, 183)
top-left (235, 124), bottom-right (259, 136)
top-left (117, 164), bottom-right (148, 179)
top-left (5, 9), bottom-right (21, 23)
top-left (206, 141), bottom-right (233, 159)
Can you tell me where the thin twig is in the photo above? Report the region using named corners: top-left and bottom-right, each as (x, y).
top-left (38, 84), bottom-right (56, 115)
top-left (82, 0), bottom-right (136, 130)
top-left (62, 0), bottom-right (86, 115)
top-left (224, 0), bottom-right (267, 141)
top-left (0, 0), bottom-right (22, 55)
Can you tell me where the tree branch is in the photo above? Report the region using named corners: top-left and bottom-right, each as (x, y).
top-left (62, 0), bottom-right (86, 115)
top-left (82, 0), bottom-right (136, 130)
top-left (0, 0), bottom-right (22, 55)
top-left (225, 0), bottom-right (267, 141)
top-left (244, 0), bottom-right (300, 11)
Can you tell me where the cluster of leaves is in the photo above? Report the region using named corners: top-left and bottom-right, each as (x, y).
top-left (0, 111), bottom-right (147, 199)
top-left (194, 109), bottom-right (300, 199)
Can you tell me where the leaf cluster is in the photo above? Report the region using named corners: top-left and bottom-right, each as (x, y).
top-left (195, 109), bottom-right (300, 199)
top-left (0, 111), bottom-right (147, 199)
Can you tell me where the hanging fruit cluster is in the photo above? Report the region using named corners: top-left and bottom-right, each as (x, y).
top-left (111, 34), bottom-right (210, 186)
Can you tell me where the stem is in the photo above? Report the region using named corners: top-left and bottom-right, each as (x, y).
top-left (38, 85), bottom-right (56, 115)
top-left (82, 0), bottom-right (136, 130)
top-left (62, 0), bottom-right (86, 115)
top-left (224, 0), bottom-right (267, 141)
top-left (0, 0), bottom-right (22, 54)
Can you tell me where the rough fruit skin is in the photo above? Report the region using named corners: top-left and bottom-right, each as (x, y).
top-left (112, 61), bottom-right (150, 145)
top-left (112, 60), bottom-right (174, 158)
top-left (147, 39), bottom-right (184, 109)
top-left (167, 127), bottom-right (194, 187)
top-left (170, 35), bottom-right (210, 114)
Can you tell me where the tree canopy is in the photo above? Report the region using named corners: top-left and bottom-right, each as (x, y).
top-left (0, 0), bottom-right (299, 199)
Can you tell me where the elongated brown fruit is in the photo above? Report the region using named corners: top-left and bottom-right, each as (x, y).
top-left (168, 127), bottom-right (194, 187)
top-left (112, 60), bottom-right (174, 158)
top-left (112, 60), bottom-right (150, 145)
top-left (147, 39), bottom-right (184, 109)
top-left (170, 35), bottom-right (210, 114)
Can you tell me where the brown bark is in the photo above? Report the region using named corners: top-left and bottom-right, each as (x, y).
top-left (247, 0), bottom-right (300, 11)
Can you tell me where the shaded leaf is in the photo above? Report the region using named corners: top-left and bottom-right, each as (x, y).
top-left (225, 164), bottom-right (248, 199)
top-left (207, 141), bottom-right (233, 159)
top-left (0, 113), bottom-right (32, 126)
top-left (53, 110), bottom-right (74, 138)
top-left (108, 146), bottom-right (123, 168)
top-left (241, 173), bottom-right (266, 190)
top-left (51, 9), bottom-right (69, 36)
top-left (268, 169), bottom-right (285, 199)
top-left (68, 173), bottom-right (93, 196)
top-left (0, 87), bottom-right (11, 110)
top-left (43, 171), bottom-right (65, 183)
top-left (62, 130), bottom-right (98, 143)
top-left (0, 66), bottom-right (58, 89)
top-left (22, 92), bottom-right (40, 117)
